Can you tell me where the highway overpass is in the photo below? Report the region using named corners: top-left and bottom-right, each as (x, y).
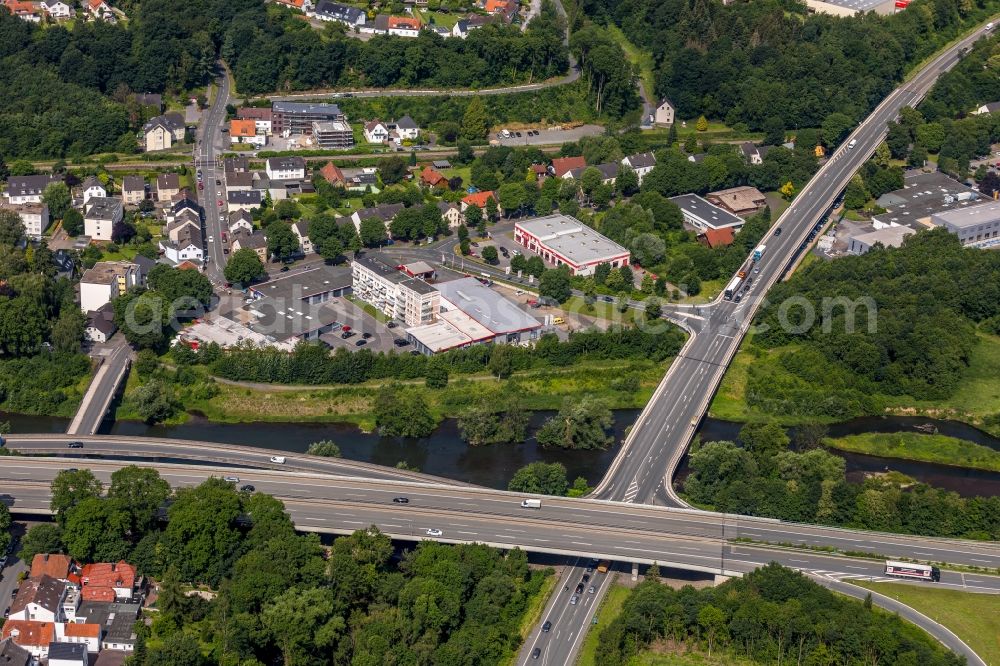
top-left (66, 340), bottom-right (131, 436)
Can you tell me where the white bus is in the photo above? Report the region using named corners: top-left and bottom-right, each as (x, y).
top-left (884, 561), bottom-right (940, 582)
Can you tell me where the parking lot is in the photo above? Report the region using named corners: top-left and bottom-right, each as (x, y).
top-left (493, 124), bottom-right (605, 147)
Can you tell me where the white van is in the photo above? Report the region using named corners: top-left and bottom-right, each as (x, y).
top-left (521, 499), bottom-right (542, 509)
top-left (848, 139), bottom-right (857, 150)
top-left (269, 456), bottom-right (286, 464)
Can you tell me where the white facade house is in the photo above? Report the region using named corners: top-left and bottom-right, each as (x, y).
top-left (621, 152), bottom-right (656, 184)
top-left (653, 99), bottom-right (675, 126)
top-left (229, 210), bottom-right (254, 235)
top-left (48, 643), bottom-right (88, 666)
top-left (364, 120), bottom-right (389, 143)
top-left (291, 220), bottom-right (314, 254)
top-left (4, 175), bottom-right (61, 205)
top-left (8, 576), bottom-right (67, 623)
top-left (41, 0), bottom-right (74, 18)
top-left (390, 115), bottom-right (420, 141)
top-left (79, 261), bottom-right (141, 313)
top-left (312, 0), bottom-right (365, 25)
top-left (0, 203), bottom-right (49, 238)
top-left (81, 177), bottom-right (107, 204)
top-left (83, 197), bottom-right (124, 241)
top-left (265, 156), bottom-right (306, 181)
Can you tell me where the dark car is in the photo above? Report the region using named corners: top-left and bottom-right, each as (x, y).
top-left (531, 648), bottom-right (541, 659)
top-left (362, 332), bottom-right (373, 339)
top-left (280, 266), bottom-right (290, 272)
top-left (216, 179), bottom-right (221, 185)
top-left (542, 621), bottom-right (552, 632)
top-left (575, 583), bottom-right (584, 594)
top-left (773, 227), bottom-right (783, 236)
top-left (393, 338), bottom-right (410, 347)
top-left (240, 484), bottom-right (255, 492)
top-left (341, 331), bottom-right (355, 339)
top-left (67, 441), bottom-right (83, 448)
top-left (386, 321), bottom-right (398, 329)
top-left (393, 497), bottom-right (409, 504)
top-left (601, 295), bottom-right (614, 303)
top-left (582, 574), bottom-right (591, 583)
top-left (355, 339), bottom-right (367, 347)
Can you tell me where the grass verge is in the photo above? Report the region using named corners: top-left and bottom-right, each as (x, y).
top-left (822, 432), bottom-right (1000, 473)
top-left (577, 581), bottom-right (629, 666)
top-left (851, 580), bottom-right (1000, 666)
top-left (506, 570), bottom-right (558, 664)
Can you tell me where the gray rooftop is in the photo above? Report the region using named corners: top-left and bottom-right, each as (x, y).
top-left (249, 264), bottom-right (353, 303)
top-left (47, 642), bottom-right (88, 661)
top-left (516, 214), bottom-right (629, 265)
top-left (272, 101), bottom-right (343, 116)
top-left (931, 200), bottom-right (1000, 229)
top-left (851, 226), bottom-right (914, 249)
top-left (0, 638), bottom-right (30, 666)
top-left (314, 1), bottom-right (365, 21)
top-left (84, 197), bottom-right (123, 221)
top-left (874, 171), bottom-right (980, 229)
top-left (669, 194), bottom-right (744, 229)
top-left (75, 601), bottom-right (141, 647)
top-left (228, 191), bottom-right (263, 205)
top-left (436, 277), bottom-right (541, 335)
top-left (5, 175), bottom-right (61, 198)
top-left (266, 156), bottom-right (306, 171)
top-left (354, 254), bottom-right (437, 293)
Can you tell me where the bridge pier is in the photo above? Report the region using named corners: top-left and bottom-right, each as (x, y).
top-left (631, 562), bottom-right (638, 581)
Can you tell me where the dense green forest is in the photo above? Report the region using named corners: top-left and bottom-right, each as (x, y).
top-left (595, 563), bottom-right (965, 666)
top-left (580, 0), bottom-right (1000, 133)
top-left (744, 230), bottom-right (1000, 418)
top-left (226, 1), bottom-right (569, 93)
top-left (0, 209), bottom-right (89, 415)
top-left (683, 424), bottom-right (1000, 540)
top-left (27, 467), bottom-right (550, 665)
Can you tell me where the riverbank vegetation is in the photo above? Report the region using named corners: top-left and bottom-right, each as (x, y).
top-left (592, 564), bottom-right (963, 666)
top-left (823, 432), bottom-right (1000, 473)
top-left (712, 231), bottom-right (1000, 435)
top-left (682, 424), bottom-right (1000, 541)
top-left (852, 581), bottom-right (1000, 666)
top-left (24, 467), bottom-right (550, 665)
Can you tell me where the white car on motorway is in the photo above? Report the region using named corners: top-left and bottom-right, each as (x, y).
top-left (269, 456), bottom-right (286, 464)
top-left (425, 528), bottom-right (443, 537)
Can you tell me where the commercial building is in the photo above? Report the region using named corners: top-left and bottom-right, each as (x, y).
top-left (272, 101), bottom-right (345, 135)
top-left (79, 261), bottom-right (141, 313)
top-left (351, 255), bottom-right (439, 326)
top-left (312, 120), bottom-right (355, 149)
top-left (931, 201), bottom-right (1000, 246)
top-left (670, 193), bottom-right (745, 232)
top-left (83, 197), bottom-right (124, 241)
top-left (847, 226), bottom-right (915, 255)
top-left (247, 263), bottom-right (352, 305)
top-left (0, 202), bottom-right (49, 237)
top-left (873, 170), bottom-right (979, 231)
top-left (513, 214), bottom-right (630, 276)
top-left (803, 0), bottom-right (897, 17)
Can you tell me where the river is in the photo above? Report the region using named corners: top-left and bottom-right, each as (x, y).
top-left (3, 410), bottom-right (999, 496)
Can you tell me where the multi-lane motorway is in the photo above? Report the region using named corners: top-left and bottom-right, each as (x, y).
top-left (592, 21), bottom-right (1000, 507)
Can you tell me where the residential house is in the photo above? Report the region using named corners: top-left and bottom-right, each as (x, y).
top-left (48, 643), bottom-right (88, 666)
top-left (485, 0), bottom-right (517, 21)
top-left (0, 203), bottom-right (49, 238)
top-left (29, 554), bottom-right (73, 581)
top-left (79, 261), bottom-right (141, 313)
top-left (698, 227), bottom-right (735, 248)
top-left (653, 99), bottom-right (675, 126)
top-left (156, 173), bottom-right (181, 201)
top-left (40, 0), bottom-right (73, 19)
top-left (344, 170), bottom-right (378, 192)
top-left (437, 201), bottom-right (464, 228)
top-left (1, 621), bottom-right (55, 660)
top-left (2, 0), bottom-right (41, 21)
top-left (84, 303), bottom-right (117, 343)
top-left (360, 13), bottom-right (389, 34)
top-left (739, 142), bottom-right (763, 165)
top-left (291, 220), bottom-right (314, 254)
top-left (225, 171), bottom-right (254, 193)
top-left (706, 186), bottom-right (768, 217)
top-left (4, 175), bottom-right (61, 204)
top-left (9, 575), bottom-right (67, 623)
top-left (621, 152), bottom-right (656, 184)
top-left (388, 115), bottom-right (419, 142)
top-left (237, 107), bottom-right (274, 135)
top-left (84, 197), bottom-right (123, 241)
top-left (670, 193), bottom-right (745, 232)
top-left (972, 101), bottom-right (1000, 115)
top-left (165, 193), bottom-right (199, 224)
top-left (81, 176), bottom-right (106, 204)
top-left (88, 0), bottom-right (113, 20)
top-left (387, 15), bottom-right (421, 36)
top-left (312, 120), bottom-right (354, 149)
top-left (133, 93), bottom-right (163, 114)
top-left (460, 190), bottom-right (496, 212)
top-left (160, 223), bottom-right (204, 265)
top-left (231, 229), bottom-right (268, 263)
top-left (530, 164), bottom-right (548, 182)
top-left (0, 638), bottom-right (30, 666)
top-left (79, 562), bottom-right (139, 603)
top-left (265, 156), bottom-right (307, 181)
top-left (73, 601), bottom-right (141, 652)
top-left (312, 0), bottom-right (365, 26)
top-left (142, 113), bottom-right (185, 152)
top-left (320, 162), bottom-right (346, 186)
top-left (230, 119), bottom-right (265, 148)
top-left (550, 156), bottom-right (586, 179)
top-left (420, 167), bottom-right (448, 188)
top-left (274, 0), bottom-right (312, 11)
top-left (227, 191), bottom-right (263, 213)
top-left (229, 210), bottom-right (254, 235)
top-left (452, 14), bottom-right (494, 38)
top-left (224, 155), bottom-right (250, 174)
top-left (121, 176), bottom-right (146, 205)
top-left (363, 120), bottom-right (390, 144)
top-left (351, 203), bottom-right (405, 233)
top-left (52, 249), bottom-right (75, 278)
top-left (53, 622), bottom-right (101, 655)
top-left (566, 162), bottom-right (618, 184)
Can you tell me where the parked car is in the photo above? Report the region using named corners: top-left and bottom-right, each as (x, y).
top-left (362, 332), bottom-right (373, 339)
top-left (355, 339), bottom-right (367, 347)
top-left (393, 339), bottom-right (410, 347)
top-left (341, 331), bottom-right (355, 339)
top-left (386, 321), bottom-right (398, 329)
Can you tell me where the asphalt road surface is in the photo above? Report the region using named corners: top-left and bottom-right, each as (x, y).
top-left (197, 71), bottom-right (232, 284)
top-left (65, 339), bottom-right (131, 436)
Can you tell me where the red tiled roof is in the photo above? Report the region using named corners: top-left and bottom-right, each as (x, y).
top-left (700, 227), bottom-right (735, 248)
top-left (230, 119), bottom-right (257, 138)
top-left (81, 587), bottom-right (116, 602)
top-left (462, 191), bottom-right (495, 208)
top-left (2, 620), bottom-right (55, 648)
top-left (320, 162), bottom-right (344, 185)
top-left (63, 623), bottom-right (102, 639)
top-left (29, 554), bottom-right (71, 581)
top-left (388, 15), bottom-right (421, 29)
top-left (420, 167), bottom-right (447, 187)
top-left (551, 156), bottom-right (586, 178)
